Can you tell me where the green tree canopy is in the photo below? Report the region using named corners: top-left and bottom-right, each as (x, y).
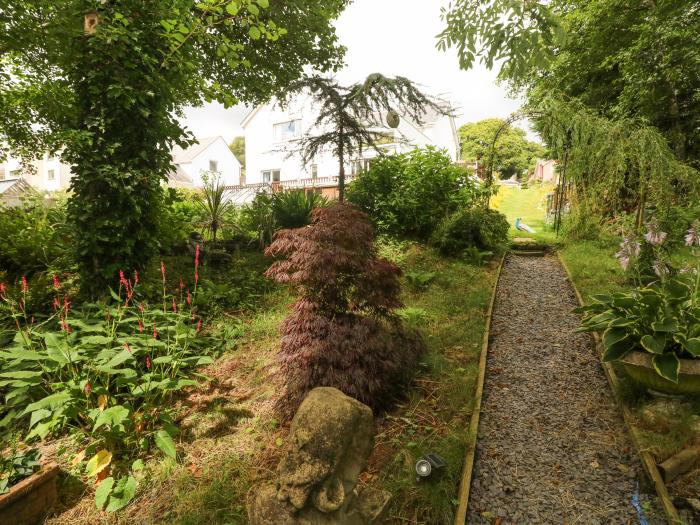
top-left (229, 136), bottom-right (246, 169)
top-left (0, 0), bottom-right (348, 292)
top-left (459, 119), bottom-right (545, 179)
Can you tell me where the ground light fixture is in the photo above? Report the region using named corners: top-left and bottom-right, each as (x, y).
top-left (415, 453), bottom-right (446, 482)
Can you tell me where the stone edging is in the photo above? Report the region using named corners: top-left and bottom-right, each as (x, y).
top-left (557, 251), bottom-right (682, 525)
top-left (453, 252), bottom-right (506, 525)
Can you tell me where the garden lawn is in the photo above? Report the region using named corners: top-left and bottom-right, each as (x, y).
top-left (42, 242), bottom-right (500, 524)
top-left (491, 183), bottom-right (557, 244)
top-left (559, 238), bottom-right (700, 503)
top-left (366, 241), bottom-right (500, 524)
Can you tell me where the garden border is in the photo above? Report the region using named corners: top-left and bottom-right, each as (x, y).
top-left (557, 252), bottom-right (682, 525)
top-left (453, 253), bottom-right (506, 525)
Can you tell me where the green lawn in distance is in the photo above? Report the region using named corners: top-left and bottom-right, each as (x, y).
top-left (491, 183), bottom-right (558, 244)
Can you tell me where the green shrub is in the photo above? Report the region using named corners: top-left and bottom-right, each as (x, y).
top-left (156, 189), bottom-right (203, 254)
top-left (431, 207), bottom-right (509, 256)
top-left (0, 193), bottom-right (74, 277)
top-left (0, 256), bottom-right (222, 511)
top-left (271, 189), bottom-right (328, 229)
top-left (347, 147), bottom-right (486, 239)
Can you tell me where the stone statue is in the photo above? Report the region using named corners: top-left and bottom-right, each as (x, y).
top-left (247, 387), bottom-right (391, 525)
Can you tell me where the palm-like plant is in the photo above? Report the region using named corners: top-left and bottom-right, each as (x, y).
top-left (284, 73), bottom-right (450, 202)
top-left (271, 190), bottom-right (328, 229)
top-left (198, 173), bottom-right (232, 241)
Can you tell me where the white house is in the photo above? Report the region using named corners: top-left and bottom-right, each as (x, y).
top-left (169, 136), bottom-right (242, 188)
top-left (0, 135), bottom-right (241, 193)
top-left (0, 153), bottom-right (70, 193)
top-left (240, 92), bottom-right (460, 199)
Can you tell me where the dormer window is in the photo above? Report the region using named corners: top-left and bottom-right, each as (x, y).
top-left (209, 160), bottom-right (218, 172)
top-left (273, 120), bottom-right (301, 142)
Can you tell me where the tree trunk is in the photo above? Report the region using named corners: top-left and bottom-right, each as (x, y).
top-left (338, 129), bottom-right (346, 203)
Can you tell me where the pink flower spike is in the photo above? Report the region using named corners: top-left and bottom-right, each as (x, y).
top-left (0, 282), bottom-right (5, 294)
top-left (52, 297), bottom-right (60, 311)
top-left (196, 319), bottom-right (203, 333)
top-left (63, 296), bottom-right (70, 315)
top-left (21, 276), bottom-right (28, 293)
top-left (138, 320), bottom-right (144, 333)
top-left (124, 342), bottom-right (132, 353)
top-left (52, 275), bottom-right (61, 291)
top-left (85, 382), bottom-right (91, 395)
top-left (133, 270), bottom-right (139, 285)
top-left (161, 261), bottom-right (166, 278)
top-left (146, 356), bottom-right (152, 370)
top-left (153, 325), bottom-right (158, 339)
top-left (186, 290), bottom-right (191, 306)
top-left (172, 298), bottom-right (178, 313)
top-left (179, 278), bottom-right (185, 290)
top-left (138, 303), bottom-right (145, 314)
top-left (119, 270), bottom-right (128, 287)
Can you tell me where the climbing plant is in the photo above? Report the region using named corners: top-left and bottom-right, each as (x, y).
top-left (0, 0), bottom-right (348, 293)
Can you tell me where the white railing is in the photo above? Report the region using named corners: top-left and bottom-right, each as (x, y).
top-left (224, 174), bottom-right (358, 194)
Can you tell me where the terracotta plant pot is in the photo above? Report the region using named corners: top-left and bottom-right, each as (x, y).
top-left (620, 351), bottom-right (700, 395)
top-left (0, 462), bottom-right (60, 525)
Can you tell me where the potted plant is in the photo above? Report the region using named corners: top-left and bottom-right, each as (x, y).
top-left (0, 442), bottom-right (60, 525)
top-left (577, 219), bottom-right (700, 394)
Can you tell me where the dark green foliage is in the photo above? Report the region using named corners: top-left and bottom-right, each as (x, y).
top-left (347, 147), bottom-right (485, 239)
top-left (1, 0), bottom-right (349, 293)
top-left (270, 190), bottom-right (328, 229)
top-left (0, 194), bottom-right (74, 278)
top-left (431, 208), bottom-right (509, 256)
top-left (0, 441), bottom-right (40, 494)
top-left (265, 204), bottom-right (425, 417)
top-left (156, 190), bottom-right (203, 255)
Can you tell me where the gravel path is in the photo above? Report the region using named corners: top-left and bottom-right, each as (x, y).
top-left (468, 254), bottom-right (658, 524)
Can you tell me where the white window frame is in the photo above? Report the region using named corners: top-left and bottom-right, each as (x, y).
top-left (262, 169), bottom-right (281, 183)
top-left (273, 120), bottom-right (301, 142)
top-left (47, 169), bottom-right (56, 181)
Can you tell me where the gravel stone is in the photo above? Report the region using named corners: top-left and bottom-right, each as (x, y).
top-left (467, 255), bottom-right (664, 524)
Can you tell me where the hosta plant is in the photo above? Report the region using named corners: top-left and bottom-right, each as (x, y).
top-left (577, 273), bottom-right (700, 383)
top-left (0, 248), bottom-right (219, 511)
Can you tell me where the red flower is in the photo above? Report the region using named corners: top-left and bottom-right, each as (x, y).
top-left (52, 297), bottom-right (60, 311)
top-left (63, 296), bottom-right (70, 315)
top-left (85, 382), bottom-right (91, 395)
top-left (133, 270), bottom-right (139, 285)
top-left (161, 261), bottom-right (166, 279)
top-left (186, 290), bottom-right (191, 306)
top-left (145, 356), bottom-right (152, 370)
top-left (21, 276), bottom-right (28, 293)
top-left (137, 320), bottom-right (144, 333)
top-left (194, 244), bottom-right (200, 283)
top-left (138, 303), bottom-right (145, 313)
top-left (172, 298), bottom-right (177, 313)
top-left (52, 275), bottom-right (61, 291)
top-left (153, 325), bottom-right (158, 339)
top-left (196, 319), bottom-right (203, 333)
top-left (179, 278), bottom-right (185, 291)
top-left (124, 342), bottom-right (132, 353)
top-left (0, 282), bottom-right (5, 294)
top-left (119, 270), bottom-right (128, 288)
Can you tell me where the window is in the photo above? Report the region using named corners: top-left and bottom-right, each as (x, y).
top-left (9, 169), bottom-right (21, 179)
top-left (209, 160), bottom-right (219, 172)
top-left (47, 169), bottom-right (55, 181)
top-left (262, 169), bottom-right (281, 183)
top-left (273, 120), bottom-right (301, 142)
top-left (351, 159), bottom-right (372, 176)
top-left (311, 164), bottom-right (318, 180)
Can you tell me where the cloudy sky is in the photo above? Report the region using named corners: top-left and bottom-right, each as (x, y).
top-left (181, 0), bottom-right (527, 143)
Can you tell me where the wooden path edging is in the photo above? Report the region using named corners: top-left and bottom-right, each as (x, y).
top-left (453, 253), bottom-right (506, 525)
top-left (557, 252), bottom-right (682, 525)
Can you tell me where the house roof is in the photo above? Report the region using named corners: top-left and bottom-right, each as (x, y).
top-left (171, 136), bottom-right (221, 164)
top-left (0, 178), bottom-right (29, 195)
top-left (168, 165), bottom-right (194, 187)
top-left (241, 106), bottom-right (263, 128)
